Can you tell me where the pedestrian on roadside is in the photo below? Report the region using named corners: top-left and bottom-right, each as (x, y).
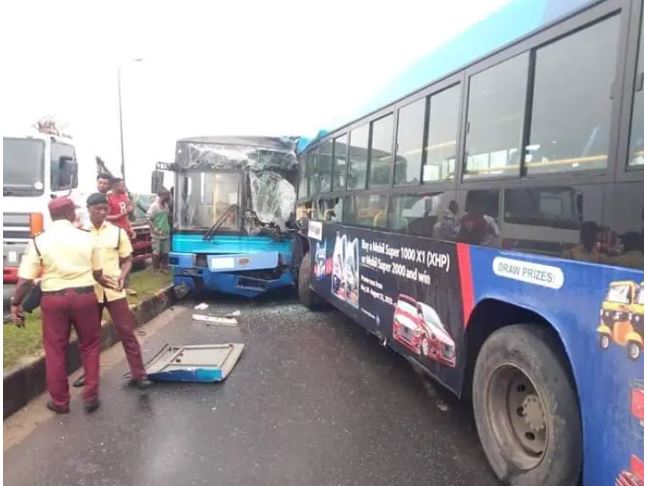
top-left (10, 197), bottom-right (114, 414)
top-left (147, 188), bottom-right (172, 273)
top-left (74, 173), bottom-right (113, 228)
top-left (106, 176), bottom-right (136, 238)
top-left (73, 193), bottom-right (153, 390)
top-left (107, 176), bottom-right (137, 295)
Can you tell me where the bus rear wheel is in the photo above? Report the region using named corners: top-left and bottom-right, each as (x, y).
top-left (473, 324), bottom-right (582, 486)
top-left (298, 253), bottom-right (324, 310)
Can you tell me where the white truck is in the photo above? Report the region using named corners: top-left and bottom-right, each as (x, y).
top-left (3, 129), bottom-right (79, 290)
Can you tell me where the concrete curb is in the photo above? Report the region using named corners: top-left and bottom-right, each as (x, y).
top-left (3, 285), bottom-right (176, 419)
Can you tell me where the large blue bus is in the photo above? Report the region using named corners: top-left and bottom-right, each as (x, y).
top-left (296, 0), bottom-right (644, 484)
top-left (157, 136), bottom-right (300, 298)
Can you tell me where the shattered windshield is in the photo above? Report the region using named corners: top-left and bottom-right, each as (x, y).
top-left (248, 171), bottom-right (296, 229)
top-left (175, 139), bottom-right (298, 232)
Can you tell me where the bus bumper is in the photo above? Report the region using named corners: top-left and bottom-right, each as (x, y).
top-left (170, 251), bottom-right (295, 298)
top-left (173, 269), bottom-right (294, 298)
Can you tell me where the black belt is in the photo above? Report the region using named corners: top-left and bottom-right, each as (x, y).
top-left (42, 286), bottom-right (95, 296)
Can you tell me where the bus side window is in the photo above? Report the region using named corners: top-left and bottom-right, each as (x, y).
top-left (603, 182), bottom-right (643, 270)
top-left (628, 22), bottom-right (644, 168)
top-left (319, 198), bottom-right (342, 223)
top-left (456, 190), bottom-right (501, 246)
top-left (388, 192), bottom-right (451, 238)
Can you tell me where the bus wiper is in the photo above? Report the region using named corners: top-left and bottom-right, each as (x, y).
top-left (203, 204), bottom-right (239, 241)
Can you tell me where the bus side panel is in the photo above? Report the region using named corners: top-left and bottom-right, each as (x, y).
top-left (310, 222), bottom-right (468, 393)
top-left (467, 246), bottom-right (644, 486)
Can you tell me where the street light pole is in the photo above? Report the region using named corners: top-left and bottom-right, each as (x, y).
top-left (117, 64), bottom-right (126, 182)
top-left (117, 58), bottom-right (142, 184)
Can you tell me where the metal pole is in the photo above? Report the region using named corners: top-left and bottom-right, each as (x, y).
top-left (118, 64), bottom-right (126, 182)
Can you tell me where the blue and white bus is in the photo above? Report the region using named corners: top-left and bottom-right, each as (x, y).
top-left (296, 0), bottom-right (644, 484)
top-left (159, 136), bottom-right (300, 298)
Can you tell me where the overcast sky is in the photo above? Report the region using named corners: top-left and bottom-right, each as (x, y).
top-left (2, 0), bottom-right (509, 193)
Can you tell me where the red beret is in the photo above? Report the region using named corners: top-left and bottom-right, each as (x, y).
top-left (48, 197), bottom-right (78, 218)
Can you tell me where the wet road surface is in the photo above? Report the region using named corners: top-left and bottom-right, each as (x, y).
top-left (4, 294), bottom-right (500, 486)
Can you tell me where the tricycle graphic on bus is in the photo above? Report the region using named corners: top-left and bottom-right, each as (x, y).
top-left (597, 281), bottom-right (644, 360)
top-left (392, 294), bottom-right (457, 367)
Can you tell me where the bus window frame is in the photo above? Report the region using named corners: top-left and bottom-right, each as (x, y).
top-left (391, 73), bottom-right (465, 189)
top-left (457, 0), bottom-right (625, 187)
top-left (615, 0), bottom-right (644, 182)
top-left (332, 132), bottom-right (349, 192)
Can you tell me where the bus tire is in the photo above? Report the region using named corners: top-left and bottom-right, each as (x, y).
top-left (472, 324), bottom-right (581, 486)
top-left (298, 253), bottom-right (323, 310)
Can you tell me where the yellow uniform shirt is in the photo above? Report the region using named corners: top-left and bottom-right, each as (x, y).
top-left (85, 221), bottom-right (133, 303)
top-left (18, 219), bottom-right (101, 292)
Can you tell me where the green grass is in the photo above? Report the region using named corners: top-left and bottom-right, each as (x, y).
top-left (3, 268), bottom-right (172, 372)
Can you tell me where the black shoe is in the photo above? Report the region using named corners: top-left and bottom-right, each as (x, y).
top-left (84, 398), bottom-right (100, 414)
top-left (46, 400), bottom-right (70, 414)
top-left (128, 378), bottom-right (154, 390)
top-left (72, 375), bottom-right (85, 388)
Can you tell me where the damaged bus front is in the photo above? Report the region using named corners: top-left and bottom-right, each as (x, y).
top-left (158, 136), bottom-right (300, 298)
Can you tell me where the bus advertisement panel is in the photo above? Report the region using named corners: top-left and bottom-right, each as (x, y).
top-left (307, 221), bottom-right (643, 485)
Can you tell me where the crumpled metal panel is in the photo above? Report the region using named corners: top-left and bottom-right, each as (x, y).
top-left (145, 343), bottom-right (245, 383)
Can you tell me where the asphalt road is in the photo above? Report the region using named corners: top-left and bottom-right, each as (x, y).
top-left (4, 293), bottom-right (500, 486)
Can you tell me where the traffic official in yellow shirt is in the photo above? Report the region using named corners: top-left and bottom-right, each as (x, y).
top-left (79, 193), bottom-right (152, 389)
top-left (10, 197), bottom-right (111, 414)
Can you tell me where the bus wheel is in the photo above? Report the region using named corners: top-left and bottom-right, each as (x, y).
top-left (627, 342), bottom-right (641, 360)
top-left (598, 334), bottom-right (610, 350)
top-left (298, 253), bottom-right (323, 310)
top-left (473, 324), bottom-right (581, 486)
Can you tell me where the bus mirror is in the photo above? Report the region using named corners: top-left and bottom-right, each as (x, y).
top-left (151, 170), bottom-right (164, 194)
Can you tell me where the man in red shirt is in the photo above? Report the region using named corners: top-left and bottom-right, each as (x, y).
top-left (107, 177), bottom-right (135, 238)
top-left (107, 177), bottom-right (137, 295)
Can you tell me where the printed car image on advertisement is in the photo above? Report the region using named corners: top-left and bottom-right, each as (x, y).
top-left (615, 455), bottom-right (644, 486)
top-left (392, 294), bottom-right (457, 367)
top-left (630, 379), bottom-right (644, 431)
top-left (598, 281), bottom-right (644, 360)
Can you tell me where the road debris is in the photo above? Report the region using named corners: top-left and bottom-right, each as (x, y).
top-left (436, 401), bottom-right (450, 412)
top-left (192, 314), bottom-right (238, 326)
top-left (194, 303), bottom-right (209, 311)
top-left (145, 343), bottom-right (245, 382)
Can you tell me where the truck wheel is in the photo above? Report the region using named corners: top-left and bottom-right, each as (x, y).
top-left (598, 334), bottom-right (610, 350)
top-left (627, 341), bottom-right (641, 360)
top-left (472, 324), bottom-right (581, 486)
top-left (298, 253), bottom-right (324, 310)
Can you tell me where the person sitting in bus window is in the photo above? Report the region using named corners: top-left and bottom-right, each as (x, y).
top-left (435, 200), bottom-right (461, 241)
top-left (611, 231), bottom-right (644, 269)
top-left (457, 205), bottom-right (500, 246)
top-left (562, 221), bottom-right (606, 263)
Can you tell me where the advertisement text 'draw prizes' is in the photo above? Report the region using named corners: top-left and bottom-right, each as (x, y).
top-left (492, 256), bottom-right (564, 289)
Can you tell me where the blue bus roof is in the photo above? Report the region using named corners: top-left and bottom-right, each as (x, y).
top-left (299, 0), bottom-right (592, 153)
